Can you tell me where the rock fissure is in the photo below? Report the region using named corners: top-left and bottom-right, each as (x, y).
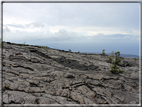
top-left (13, 65), bottom-right (34, 71)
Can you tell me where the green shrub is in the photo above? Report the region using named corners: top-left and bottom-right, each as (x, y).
top-left (109, 51), bottom-right (125, 74)
top-left (40, 46), bottom-right (43, 48)
top-left (94, 53), bottom-right (97, 55)
top-left (69, 49), bottom-right (71, 52)
top-left (110, 64), bottom-right (125, 74)
top-left (44, 46), bottom-right (49, 49)
top-left (39, 46), bottom-right (49, 49)
top-left (114, 51), bottom-right (121, 65)
top-left (107, 56), bottom-right (112, 63)
top-left (134, 57), bottom-right (138, 61)
top-left (1, 41), bottom-right (5, 48)
top-left (108, 51), bottom-right (114, 63)
top-left (102, 49), bottom-right (105, 55)
top-left (5, 84), bottom-right (9, 89)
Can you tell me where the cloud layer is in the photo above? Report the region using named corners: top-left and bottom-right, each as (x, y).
top-left (3, 3), bottom-right (140, 55)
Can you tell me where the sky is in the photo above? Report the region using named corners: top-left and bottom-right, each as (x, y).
top-left (3, 3), bottom-right (140, 55)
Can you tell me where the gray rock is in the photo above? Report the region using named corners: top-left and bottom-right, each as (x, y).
top-left (64, 73), bottom-right (75, 78)
top-left (2, 42), bottom-right (140, 105)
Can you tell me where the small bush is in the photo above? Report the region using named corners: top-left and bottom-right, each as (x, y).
top-left (1, 41), bottom-right (5, 48)
top-left (107, 51), bottom-right (114, 63)
top-left (39, 46), bottom-right (49, 49)
top-left (109, 51), bottom-right (125, 74)
top-left (69, 49), bottom-right (71, 52)
top-left (107, 56), bottom-right (112, 63)
top-left (40, 46), bottom-right (43, 48)
top-left (134, 57), bottom-right (138, 61)
top-left (44, 46), bottom-right (49, 49)
top-left (110, 64), bottom-right (125, 74)
top-left (102, 49), bottom-right (105, 56)
top-left (5, 84), bottom-right (9, 89)
top-left (94, 53), bottom-right (97, 55)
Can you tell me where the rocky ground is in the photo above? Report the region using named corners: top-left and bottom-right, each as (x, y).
top-left (2, 42), bottom-right (140, 105)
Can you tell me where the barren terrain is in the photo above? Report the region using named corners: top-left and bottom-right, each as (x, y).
top-left (2, 42), bottom-right (140, 105)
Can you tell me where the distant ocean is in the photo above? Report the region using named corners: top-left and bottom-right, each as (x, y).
top-left (82, 52), bottom-right (140, 59)
top-left (106, 53), bottom-right (140, 59)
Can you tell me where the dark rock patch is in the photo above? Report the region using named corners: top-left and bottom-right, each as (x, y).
top-left (55, 56), bottom-right (98, 71)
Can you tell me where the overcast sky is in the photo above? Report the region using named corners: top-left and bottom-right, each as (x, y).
top-left (3, 3), bottom-right (140, 55)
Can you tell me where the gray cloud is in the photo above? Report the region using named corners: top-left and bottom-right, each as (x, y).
top-left (102, 34), bottom-right (133, 38)
top-left (3, 27), bottom-right (135, 44)
top-left (3, 3), bottom-right (139, 56)
top-left (26, 22), bottom-right (45, 28)
top-left (3, 28), bottom-right (79, 42)
top-left (3, 26), bottom-right (10, 33)
top-left (6, 24), bottom-right (25, 28)
top-left (50, 29), bottom-right (78, 41)
top-left (3, 3), bottom-right (139, 30)
top-left (55, 29), bottom-right (68, 37)
top-left (39, 3), bottom-right (139, 29)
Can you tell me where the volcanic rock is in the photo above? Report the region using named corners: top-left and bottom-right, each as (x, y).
top-left (2, 42), bottom-right (140, 105)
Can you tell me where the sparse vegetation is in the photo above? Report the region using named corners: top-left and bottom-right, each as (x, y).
top-left (102, 49), bottom-right (105, 56)
top-left (5, 84), bottom-right (9, 89)
top-left (134, 57), bottom-right (138, 61)
top-left (22, 42), bottom-right (26, 46)
top-left (39, 46), bottom-right (42, 48)
top-left (110, 64), bottom-right (125, 74)
top-left (94, 53), bottom-right (97, 55)
top-left (11, 42), bottom-right (17, 45)
top-left (39, 46), bottom-right (49, 49)
top-left (44, 46), bottom-right (49, 49)
top-left (108, 51), bottom-right (125, 74)
top-left (107, 51), bottom-right (115, 63)
top-left (69, 49), bottom-right (71, 52)
top-left (1, 41), bottom-right (5, 48)
top-left (36, 55), bottom-right (40, 58)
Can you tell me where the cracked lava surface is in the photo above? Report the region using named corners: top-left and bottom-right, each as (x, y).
top-left (2, 42), bottom-right (140, 105)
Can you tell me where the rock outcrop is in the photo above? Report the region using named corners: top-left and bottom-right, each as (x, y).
top-left (2, 42), bottom-right (140, 105)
